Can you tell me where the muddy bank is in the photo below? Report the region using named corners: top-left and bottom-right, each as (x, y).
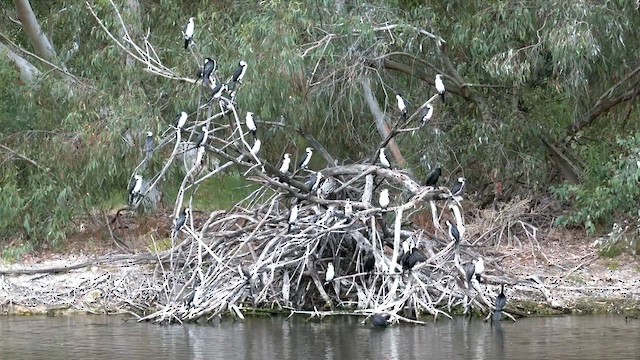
top-left (1, 243), bottom-right (639, 318)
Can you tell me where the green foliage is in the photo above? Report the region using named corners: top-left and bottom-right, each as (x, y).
top-left (553, 133), bottom-right (640, 234)
top-left (1, 0), bottom-right (639, 251)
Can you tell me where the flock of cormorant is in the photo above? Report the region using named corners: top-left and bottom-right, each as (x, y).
top-left (127, 17), bottom-right (508, 327)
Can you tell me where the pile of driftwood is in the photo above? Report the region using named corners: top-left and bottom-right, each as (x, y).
top-left (88, 1), bottom-right (520, 325)
top-left (124, 74), bottom-right (508, 325)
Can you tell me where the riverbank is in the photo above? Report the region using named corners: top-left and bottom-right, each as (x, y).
top-left (1, 226), bottom-right (639, 318)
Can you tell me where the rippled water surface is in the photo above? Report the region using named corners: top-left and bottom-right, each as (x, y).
top-left (0, 314), bottom-right (638, 359)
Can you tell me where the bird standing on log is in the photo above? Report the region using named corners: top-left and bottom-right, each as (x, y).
top-left (450, 177), bottom-right (466, 199)
top-left (379, 189), bottom-right (390, 208)
top-left (378, 147), bottom-right (391, 168)
top-left (175, 111), bottom-right (188, 129)
top-left (396, 93), bottom-right (407, 119)
top-left (326, 262), bottom-right (335, 282)
top-left (245, 112), bottom-right (257, 139)
top-left (435, 74), bottom-right (446, 104)
top-left (174, 207), bottom-right (190, 234)
top-left (299, 147), bottom-right (313, 170)
top-left (446, 219), bottom-right (460, 245)
top-left (279, 153), bottom-right (291, 174)
top-left (421, 104), bottom-right (434, 127)
top-left (129, 174), bottom-right (143, 205)
top-left (425, 167), bottom-right (441, 186)
top-left (183, 17), bottom-right (195, 49)
top-left (202, 57), bottom-right (216, 88)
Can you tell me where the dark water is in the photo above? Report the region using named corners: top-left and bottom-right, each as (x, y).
top-left (0, 314), bottom-right (638, 359)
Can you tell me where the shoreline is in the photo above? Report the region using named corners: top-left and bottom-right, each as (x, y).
top-left (2, 251), bottom-right (639, 318)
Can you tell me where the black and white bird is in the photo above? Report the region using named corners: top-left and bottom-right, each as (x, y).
top-left (175, 111), bottom-right (188, 129)
top-left (344, 198), bottom-right (353, 218)
top-left (379, 189), bottom-right (390, 208)
top-left (474, 257), bottom-right (485, 282)
top-left (298, 147), bottom-right (313, 170)
top-left (450, 177), bottom-right (466, 198)
top-left (493, 284), bottom-right (507, 321)
top-left (371, 313), bottom-right (392, 327)
top-left (245, 112), bottom-right (257, 139)
top-left (175, 207), bottom-right (190, 234)
top-left (378, 147), bottom-right (391, 168)
top-left (425, 167), bottom-right (441, 186)
top-left (287, 203), bottom-right (299, 233)
top-left (183, 17), bottom-right (195, 49)
top-left (325, 262), bottom-right (335, 282)
top-left (421, 104), bottom-right (434, 127)
top-left (129, 174), bottom-right (143, 205)
top-left (231, 60), bottom-right (248, 85)
top-left (446, 219), bottom-right (460, 244)
top-left (210, 83), bottom-right (228, 101)
top-left (279, 153), bottom-right (291, 174)
top-left (194, 126), bottom-right (208, 147)
top-left (396, 93), bottom-right (407, 119)
top-left (202, 57), bottom-right (217, 88)
top-left (250, 138), bottom-right (261, 155)
top-left (145, 131), bottom-right (154, 156)
top-left (435, 74), bottom-right (446, 104)
top-left (304, 171), bottom-right (323, 192)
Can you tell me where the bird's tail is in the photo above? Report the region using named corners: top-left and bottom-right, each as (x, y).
top-left (440, 93), bottom-right (446, 104)
top-left (492, 310), bottom-right (503, 321)
top-left (184, 39), bottom-right (190, 49)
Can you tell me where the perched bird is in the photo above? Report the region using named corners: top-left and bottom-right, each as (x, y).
top-left (245, 112), bottom-right (257, 139)
top-left (450, 177), bottom-right (466, 198)
top-left (363, 253), bottom-right (375, 273)
top-left (446, 219), bottom-right (460, 244)
top-left (287, 203), bottom-right (299, 232)
top-left (232, 60), bottom-right (248, 85)
top-left (402, 247), bottom-right (427, 271)
top-left (463, 261), bottom-right (476, 287)
top-left (371, 313), bottom-right (392, 327)
top-left (128, 174), bottom-right (143, 205)
top-left (183, 17), bottom-right (195, 49)
top-left (194, 126), bottom-right (208, 147)
top-left (202, 57), bottom-right (217, 88)
top-left (279, 153), bottom-right (291, 174)
top-left (175, 111), bottom-right (188, 129)
top-left (210, 83), bottom-right (228, 101)
top-left (305, 171), bottom-right (323, 192)
top-left (421, 104), bottom-right (434, 127)
top-left (493, 284), bottom-right (507, 321)
top-left (396, 93), bottom-right (407, 119)
top-left (425, 167), bottom-right (441, 186)
top-left (378, 147), bottom-right (391, 168)
top-left (250, 138), bottom-right (261, 155)
top-left (326, 262), bottom-right (335, 282)
top-left (379, 189), bottom-right (390, 208)
top-left (145, 131), bottom-right (154, 156)
top-left (474, 257), bottom-right (485, 282)
top-left (344, 198), bottom-right (353, 218)
top-left (174, 207), bottom-right (190, 234)
top-left (435, 74), bottom-right (446, 103)
top-left (299, 147), bottom-right (313, 170)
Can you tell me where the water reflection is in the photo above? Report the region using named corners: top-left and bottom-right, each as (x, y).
top-left (0, 315), bottom-right (638, 359)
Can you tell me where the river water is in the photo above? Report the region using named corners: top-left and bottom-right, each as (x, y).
top-left (0, 314), bottom-right (638, 359)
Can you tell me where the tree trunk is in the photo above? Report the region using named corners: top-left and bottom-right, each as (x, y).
top-left (122, 0), bottom-right (142, 67)
top-left (14, 0), bottom-right (56, 62)
top-left (361, 77), bottom-right (407, 167)
top-left (0, 42), bottom-right (40, 84)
